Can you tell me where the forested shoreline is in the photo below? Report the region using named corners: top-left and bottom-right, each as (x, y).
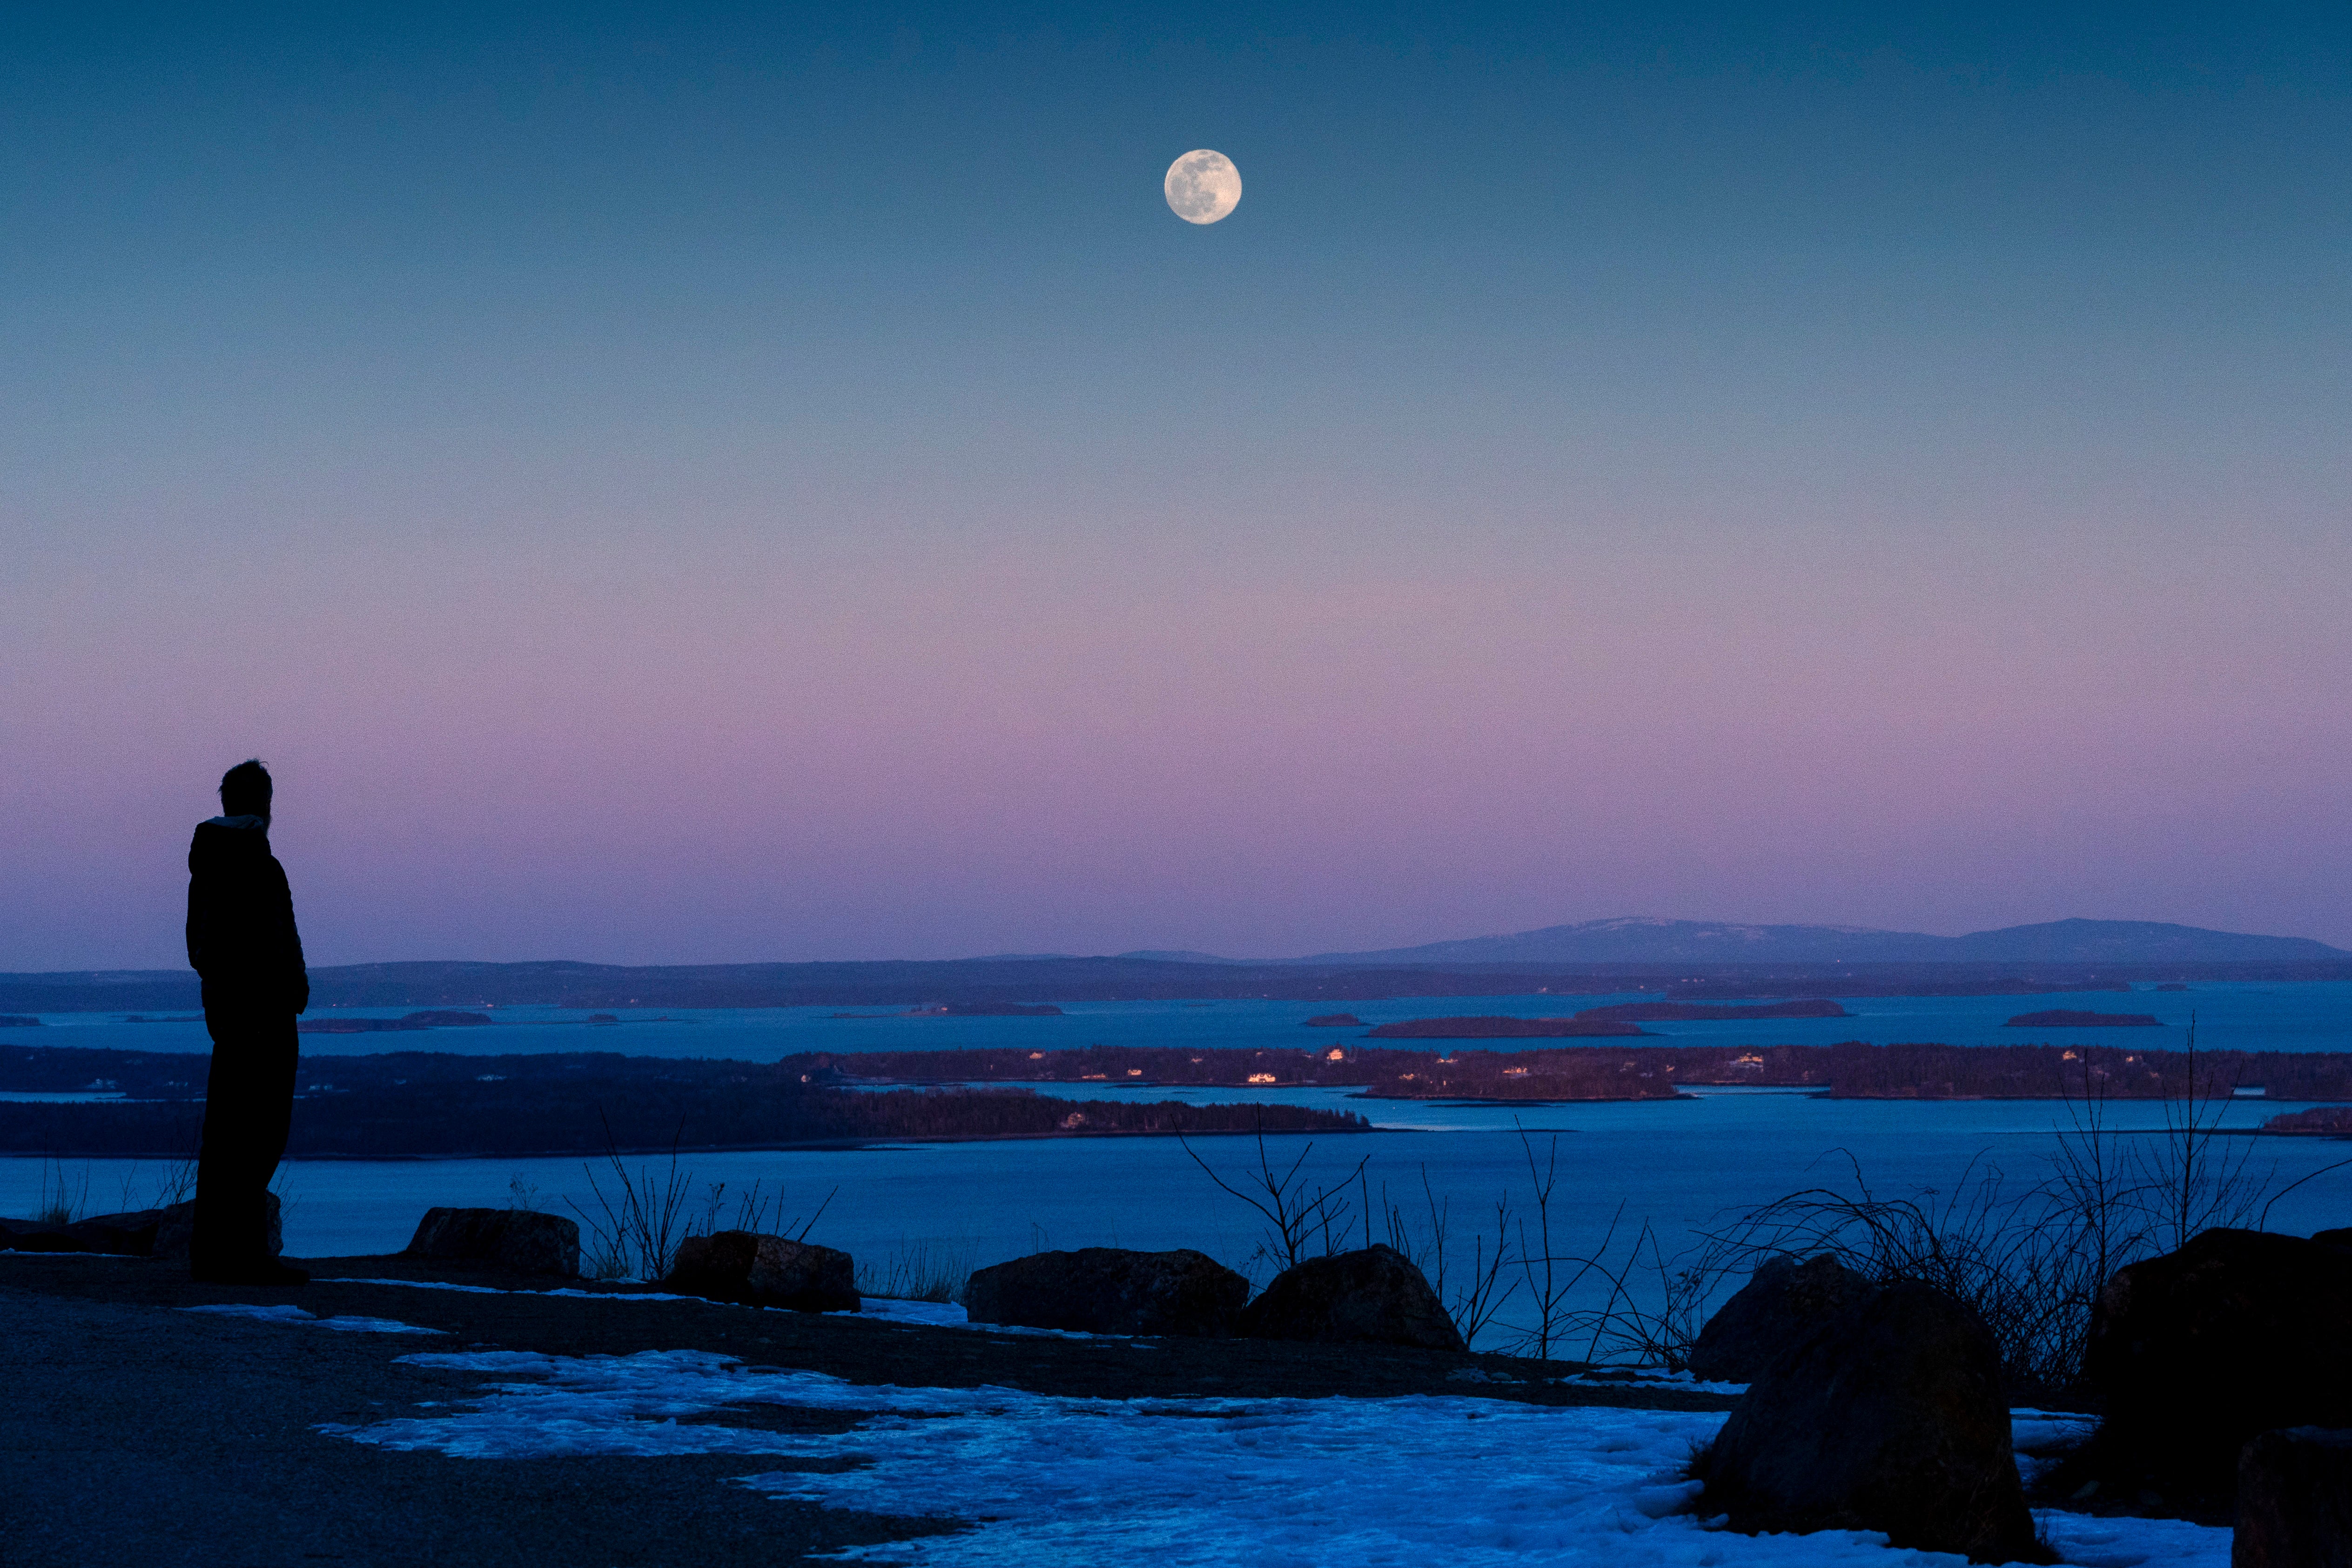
top-left (6, 1039), bottom-right (2349, 1159)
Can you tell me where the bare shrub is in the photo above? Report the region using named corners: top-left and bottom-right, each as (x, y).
top-left (35, 1155), bottom-right (87, 1225)
top-left (862, 1239), bottom-right (974, 1304)
top-left (1180, 1121), bottom-right (1367, 1277)
top-left (1378, 1166), bottom-right (1519, 1349)
top-left (567, 1116), bottom-right (699, 1281)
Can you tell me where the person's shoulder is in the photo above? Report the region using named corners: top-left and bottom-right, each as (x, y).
top-left (191, 817), bottom-right (269, 859)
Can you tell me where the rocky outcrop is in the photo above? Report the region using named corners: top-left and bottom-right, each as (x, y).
top-left (2235, 1428), bottom-right (2352, 1568)
top-left (1236, 1245), bottom-right (1464, 1352)
top-left (665, 1230), bottom-right (859, 1313)
top-left (0, 1196), bottom-right (279, 1260)
top-left (1687, 1253), bottom-right (1874, 1382)
top-left (2086, 1229), bottom-right (2352, 1505)
top-left (962, 1247), bottom-right (1248, 1337)
top-left (1694, 1282), bottom-right (2038, 1563)
top-left (404, 1207), bottom-right (580, 1276)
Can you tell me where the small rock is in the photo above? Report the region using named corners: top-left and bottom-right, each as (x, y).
top-left (963, 1247), bottom-right (1248, 1337)
top-left (404, 1207), bottom-right (580, 1277)
top-left (1694, 1282), bottom-right (2039, 1563)
top-left (1236, 1244), bottom-right (1464, 1352)
top-left (2235, 1427), bottom-right (2352, 1568)
top-left (665, 1230), bottom-right (859, 1313)
top-left (1687, 1253), bottom-right (1873, 1382)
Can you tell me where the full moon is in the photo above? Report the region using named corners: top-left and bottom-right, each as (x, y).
top-left (1164, 150), bottom-right (1242, 224)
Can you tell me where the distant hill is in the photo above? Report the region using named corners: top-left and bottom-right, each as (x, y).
top-left (4, 916), bottom-right (2346, 1015)
top-left (1289, 916), bottom-right (2350, 967)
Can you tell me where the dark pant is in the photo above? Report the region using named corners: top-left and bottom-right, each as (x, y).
top-left (192, 999), bottom-right (298, 1274)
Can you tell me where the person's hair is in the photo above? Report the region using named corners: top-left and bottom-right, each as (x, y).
top-left (219, 759), bottom-right (273, 818)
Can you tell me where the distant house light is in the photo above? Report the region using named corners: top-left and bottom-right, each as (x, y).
top-left (2234, 1086), bottom-right (2267, 1097)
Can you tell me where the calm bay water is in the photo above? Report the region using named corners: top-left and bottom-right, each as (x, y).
top-left (17, 980), bottom-right (2352, 1062)
top-left (7, 983), bottom-right (2349, 1342)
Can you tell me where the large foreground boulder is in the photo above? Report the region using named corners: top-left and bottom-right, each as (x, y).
top-left (2086, 1229), bottom-right (2352, 1504)
top-left (1695, 1282), bottom-right (2039, 1563)
top-left (1235, 1244), bottom-right (1464, 1352)
top-left (665, 1230), bottom-right (859, 1313)
top-left (2235, 1428), bottom-right (2352, 1568)
top-left (405, 1207), bottom-right (580, 1277)
top-left (1688, 1253), bottom-right (1874, 1382)
top-left (963, 1247), bottom-right (1248, 1337)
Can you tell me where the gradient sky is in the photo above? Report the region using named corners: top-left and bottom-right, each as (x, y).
top-left (5, 2), bottom-right (2349, 968)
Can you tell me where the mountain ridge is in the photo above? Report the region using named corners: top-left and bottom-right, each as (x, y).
top-left (1284, 916), bottom-right (2348, 967)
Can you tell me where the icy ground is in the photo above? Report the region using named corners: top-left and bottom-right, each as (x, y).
top-left (314, 1340), bottom-right (2229, 1568)
top-left (181, 1302), bottom-right (446, 1334)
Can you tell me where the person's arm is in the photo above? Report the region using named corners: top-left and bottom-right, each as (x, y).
top-left (185, 837), bottom-right (211, 977)
top-left (270, 859), bottom-right (310, 1015)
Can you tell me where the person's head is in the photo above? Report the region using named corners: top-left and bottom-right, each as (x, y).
top-left (219, 759), bottom-right (273, 823)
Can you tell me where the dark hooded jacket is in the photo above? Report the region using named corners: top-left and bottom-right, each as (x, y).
top-left (185, 816), bottom-right (309, 1014)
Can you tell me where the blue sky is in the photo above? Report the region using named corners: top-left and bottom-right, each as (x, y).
top-left (4, 3), bottom-right (2349, 966)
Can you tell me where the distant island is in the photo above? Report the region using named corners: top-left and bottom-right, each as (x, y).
top-left (2003, 1010), bottom-right (2163, 1028)
top-left (0, 1016), bottom-right (40, 1029)
top-left (2264, 1106), bottom-right (2352, 1136)
top-left (730, 1041), bottom-right (2352, 1105)
top-left (1303, 1014), bottom-right (1363, 1027)
top-left (0, 1046), bottom-right (1364, 1157)
top-left (7, 1040), bottom-right (2352, 1154)
top-left (298, 1010), bottom-right (495, 1035)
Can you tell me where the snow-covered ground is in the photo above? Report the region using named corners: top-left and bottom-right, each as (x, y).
top-left (181, 1302), bottom-right (447, 1334)
top-left (304, 1332), bottom-right (2228, 1568)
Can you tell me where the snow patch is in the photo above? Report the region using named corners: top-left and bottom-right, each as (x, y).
top-left (320, 1347), bottom-right (2226, 1568)
top-left (180, 1303), bottom-right (445, 1334)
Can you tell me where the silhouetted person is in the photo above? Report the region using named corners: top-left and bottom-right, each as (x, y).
top-left (186, 759), bottom-right (309, 1285)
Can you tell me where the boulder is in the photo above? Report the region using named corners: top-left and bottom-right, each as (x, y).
top-left (963, 1247), bottom-right (1248, 1337)
top-left (1687, 1253), bottom-right (1874, 1382)
top-left (404, 1207), bottom-right (580, 1277)
top-left (665, 1230), bottom-right (858, 1313)
top-left (64, 1207), bottom-right (168, 1255)
top-left (1235, 1244), bottom-right (1464, 1352)
top-left (1, 1207), bottom-right (173, 1255)
top-left (151, 1196), bottom-right (282, 1262)
top-left (2235, 1428), bottom-right (2352, 1568)
top-left (2, 1198), bottom-right (281, 1259)
top-left (2312, 1228), bottom-right (2352, 1253)
top-left (0, 1217), bottom-right (84, 1252)
top-left (1694, 1282), bottom-right (2039, 1563)
top-left (2086, 1229), bottom-right (2352, 1504)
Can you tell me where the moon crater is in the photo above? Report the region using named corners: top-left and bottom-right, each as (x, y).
top-left (1164, 150), bottom-right (1242, 224)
